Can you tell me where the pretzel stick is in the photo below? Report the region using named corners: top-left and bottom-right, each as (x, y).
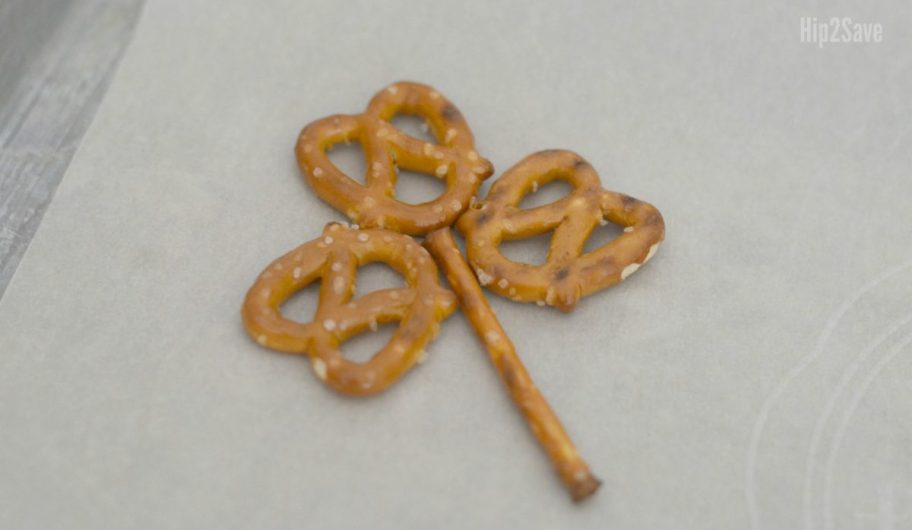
top-left (424, 227), bottom-right (601, 502)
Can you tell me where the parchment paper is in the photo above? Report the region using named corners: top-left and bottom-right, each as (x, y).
top-left (2, 1), bottom-right (911, 528)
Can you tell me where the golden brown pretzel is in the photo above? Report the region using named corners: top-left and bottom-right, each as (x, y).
top-left (242, 222), bottom-right (457, 396)
top-left (425, 228), bottom-right (601, 502)
top-left (457, 149), bottom-right (665, 312)
top-left (296, 81), bottom-right (494, 235)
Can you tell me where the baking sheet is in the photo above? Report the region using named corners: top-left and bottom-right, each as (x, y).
top-left (1, 1), bottom-right (911, 528)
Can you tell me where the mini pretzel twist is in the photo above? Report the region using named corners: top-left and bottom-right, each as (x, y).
top-left (296, 81), bottom-right (494, 235)
top-left (242, 222), bottom-right (457, 396)
top-left (457, 149), bottom-right (665, 312)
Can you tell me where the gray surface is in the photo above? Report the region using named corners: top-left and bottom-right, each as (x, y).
top-left (0, 0), bottom-right (144, 300)
top-left (1, 0), bottom-right (911, 528)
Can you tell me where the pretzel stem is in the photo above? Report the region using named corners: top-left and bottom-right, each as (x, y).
top-left (424, 228), bottom-right (601, 502)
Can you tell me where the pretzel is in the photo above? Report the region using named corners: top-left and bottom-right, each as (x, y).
top-left (242, 222), bottom-right (457, 396)
top-left (424, 228), bottom-right (601, 501)
top-left (296, 81), bottom-right (494, 235)
top-left (457, 149), bottom-right (665, 312)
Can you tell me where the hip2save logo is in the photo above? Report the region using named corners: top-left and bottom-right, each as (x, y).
top-left (800, 17), bottom-right (884, 48)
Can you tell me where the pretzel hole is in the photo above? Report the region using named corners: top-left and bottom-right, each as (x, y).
top-left (389, 114), bottom-right (437, 144)
top-left (279, 282), bottom-right (320, 323)
top-left (499, 231), bottom-right (552, 266)
top-left (327, 141), bottom-right (368, 185)
top-left (583, 219), bottom-right (626, 254)
top-left (341, 322), bottom-right (398, 363)
top-left (394, 167), bottom-right (447, 205)
top-left (519, 179), bottom-right (573, 209)
top-left (354, 262), bottom-right (406, 294)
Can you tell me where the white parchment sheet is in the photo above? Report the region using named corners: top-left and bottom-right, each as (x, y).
top-left (1, 1), bottom-right (911, 528)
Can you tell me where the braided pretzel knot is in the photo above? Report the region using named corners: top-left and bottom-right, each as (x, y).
top-left (242, 222), bottom-right (457, 396)
top-left (457, 150), bottom-right (665, 312)
top-left (296, 81), bottom-right (494, 235)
